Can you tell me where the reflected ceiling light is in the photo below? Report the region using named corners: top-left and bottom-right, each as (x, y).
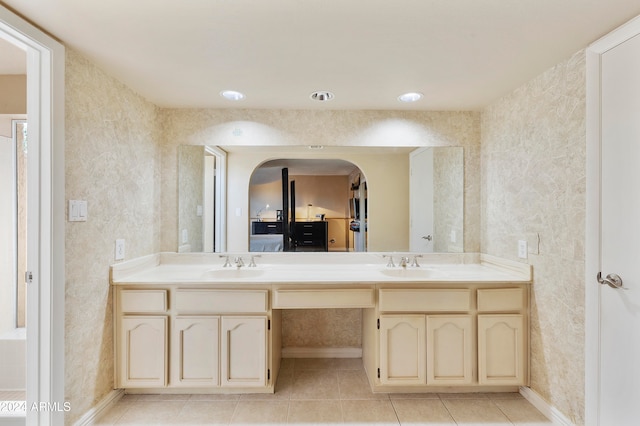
top-left (310, 91), bottom-right (334, 102)
top-left (220, 90), bottom-right (245, 101)
top-left (308, 145), bottom-right (324, 150)
top-left (398, 92), bottom-right (423, 102)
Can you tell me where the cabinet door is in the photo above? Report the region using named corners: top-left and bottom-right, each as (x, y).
top-left (379, 315), bottom-right (426, 385)
top-left (171, 317), bottom-right (219, 387)
top-left (221, 316), bottom-right (267, 387)
top-left (426, 315), bottom-right (473, 385)
top-left (478, 314), bottom-right (525, 385)
top-left (119, 316), bottom-right (167, 387)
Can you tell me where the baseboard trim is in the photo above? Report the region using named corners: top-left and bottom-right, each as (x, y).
top-left (282, 347), bottom-right (362, 358)
top-left (519, 386), bottom-right (574, 426)
top-left (73, 388), bottom-right (124, 426)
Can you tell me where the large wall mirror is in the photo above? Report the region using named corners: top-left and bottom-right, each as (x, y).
top-left (177, 145), bottom-right (463, 253)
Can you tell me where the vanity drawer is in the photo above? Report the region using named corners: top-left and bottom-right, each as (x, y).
top-left (379, 289), bottom-right (471, 312)
top-left (273, 289), bottom-right (375, 309)
top-left (477, 288), bottom-right (524, 312)
top-left (120, 290), bottom-right (167, 313)
top-left (175, 290), bottom-right (268, 314)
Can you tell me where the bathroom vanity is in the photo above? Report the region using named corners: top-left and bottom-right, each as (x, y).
top-left (110, 252), bottom-right (531, 394)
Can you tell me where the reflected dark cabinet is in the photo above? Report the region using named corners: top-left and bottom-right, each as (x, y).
top-left (291, 221), bottom-right (328, 251)
top-left (252, 221), bottom-right (283, 234)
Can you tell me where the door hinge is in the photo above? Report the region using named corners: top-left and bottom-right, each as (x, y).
top-left (268, 369), bottom-right (271, 380)
top-left (377, 368), bottom-right (380, 379)
top-left (377, 318), bottom-right (380, 330)
top-left (268, 319), bottom-right (271, 330)
top-left (25, 271), bottom-right (33, 284)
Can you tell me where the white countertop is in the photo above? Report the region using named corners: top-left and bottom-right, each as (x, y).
top-left (110, 252), bottom-right (531, 285)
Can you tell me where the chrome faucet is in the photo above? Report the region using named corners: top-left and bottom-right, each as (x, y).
top-left (248, 255), bottom-right (260, 267)
top-left (399, 256), bottom-right (410, 268)
top-left (219, 255), bottom-right (232, 268)
top-left (234, 256), bottom-right (245, 268)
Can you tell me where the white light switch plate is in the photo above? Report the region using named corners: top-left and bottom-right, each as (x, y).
top-left (68, 200), bottom-right (88, 222)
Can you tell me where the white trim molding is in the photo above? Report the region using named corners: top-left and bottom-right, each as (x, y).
top-left (519, 387), bottom-right (574, 426)
top-left (72, 389), bottom-right (124, 426)
top-left (281, 347), bottom-right (362, 358)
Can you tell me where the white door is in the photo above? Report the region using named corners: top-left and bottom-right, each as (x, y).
top-left (410, 148), bottom-right (434, 252)
top-left (589, 26), bottom-right (640, 425)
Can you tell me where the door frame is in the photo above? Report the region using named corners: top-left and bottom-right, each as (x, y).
top-left (585, 15), bottom-right (640, 426)
top-left (0, 5), bottom-right (65, 425)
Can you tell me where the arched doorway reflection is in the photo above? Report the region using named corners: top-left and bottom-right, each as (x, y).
top-left (249, 158), bottom-right (367, 252)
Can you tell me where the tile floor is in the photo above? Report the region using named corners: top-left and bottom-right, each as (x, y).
top-left (95, 358), bottom-right (552, 425)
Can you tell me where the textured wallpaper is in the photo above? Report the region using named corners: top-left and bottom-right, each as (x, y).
top-left (64, 49), bottom-right (161, 425)
top-left (481, 50), bottom-right (586, 424)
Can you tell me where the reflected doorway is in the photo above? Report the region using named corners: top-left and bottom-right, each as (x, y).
top-left (177, 145), bottom-right (227, 253)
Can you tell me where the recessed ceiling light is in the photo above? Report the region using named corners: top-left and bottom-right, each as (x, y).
top-left (310, 91), bottom-right (334, 102)
top-left (398, 92), bottom-right (423, 102)
top-left (220, 90), bottom-right (245, 101)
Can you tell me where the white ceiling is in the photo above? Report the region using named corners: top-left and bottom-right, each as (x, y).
top-left (3, 0), bottom-right (640, 110)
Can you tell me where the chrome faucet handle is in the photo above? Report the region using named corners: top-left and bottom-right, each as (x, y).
top-left (248, 255), bottom-right (261, 267)
top-left (411, 255), bottom-right (423, 267)
top-left (219, 255), bottom-right (231, 267)
top-left (234, 256), bottom-right (245, 268)
top-left (382, 254), bottom-right (395, 268)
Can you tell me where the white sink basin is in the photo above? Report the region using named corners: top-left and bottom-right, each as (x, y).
top-left (202, 268), bottom-right (265, 279)
top-left (378, 268), bottom-right (439, 279)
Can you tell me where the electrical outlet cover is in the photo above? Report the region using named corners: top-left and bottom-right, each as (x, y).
top-left (518, 240), bottom-right (528, 259)
top-left (115, 239), bottom-right (125, 261)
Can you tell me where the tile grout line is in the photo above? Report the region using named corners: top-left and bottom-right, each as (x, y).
top-left (388, 397), bottom-right (402, 426)
top-left (437, 394), bottom-right (461, 425)
top-left (228, 398), bottom-right (241, 425)
top-left (488, 398), bottom-right (516, 426)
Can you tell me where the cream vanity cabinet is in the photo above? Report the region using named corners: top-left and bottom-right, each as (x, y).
top-left (116, 290), bottom-right (169, 388)
top-left (477, 288), bottom-right (527, 386)
top-left (114, 286), bottom-right (274, 391)
top-left (377, 289), bottom-right (474, 386)
top-left (368, 284), bottom-right (528, 391)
